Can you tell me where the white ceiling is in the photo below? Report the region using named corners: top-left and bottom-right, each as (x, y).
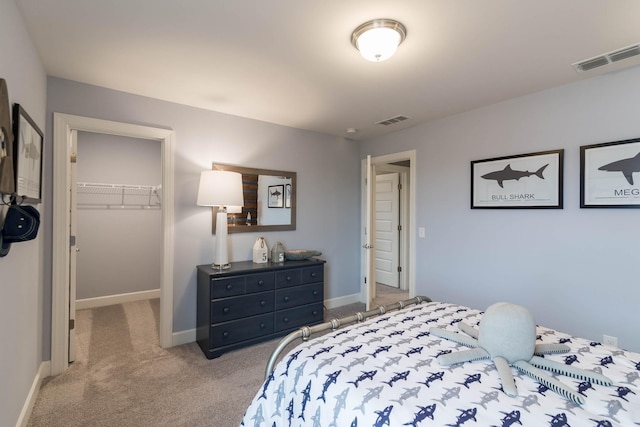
top-left (15, 0), bottom-right (640, 140)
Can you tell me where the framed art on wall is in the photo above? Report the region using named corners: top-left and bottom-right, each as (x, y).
top-left (13, 104), bottom-right (43, 203)
top-left (471, 149), bottom-right (563, 209)
top-left (285, 183), bottom-right (291, 208)
top-left (581, 137), bottom-right (640, 208)
top-left (268, 184), bottom-right (284, 208)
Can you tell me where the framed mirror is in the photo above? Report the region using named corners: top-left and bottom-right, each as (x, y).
top-left (211, 163), bottom-right (296, 234)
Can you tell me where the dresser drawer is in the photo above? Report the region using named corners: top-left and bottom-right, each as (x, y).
top-left (276, 269), bottom-right (302, 288)
top-left (301, 265), bottom-right (323, 284)
top-left (275, 303), bottom-right (323, 332)
top-left (275, 283), bottom-right (323, 310)
top-left (211, 313), bottom-right (274, 347)
top-left (246, 272), bottom-right (275, 293)
top-left (210, 291), bottom-right (274, 323)
top-left (211, 276), bottom-right (246, 299)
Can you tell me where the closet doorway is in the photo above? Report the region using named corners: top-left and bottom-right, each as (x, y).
top-left (52, 114), bottom-right (175, 375)
top-left (71, 132), bottom-right (162, 360)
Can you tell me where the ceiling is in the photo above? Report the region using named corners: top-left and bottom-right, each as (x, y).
top-left (15, 0), bottom-right (640, 140)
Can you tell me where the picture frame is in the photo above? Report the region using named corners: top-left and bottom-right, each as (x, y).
top-left (12, 104), bottom-right (43, 203)
top-left (471, 149), bottom-right (563, 209)
top-left (285, 183), bottom-right (292, 208)
top-left (268, 184), bottom-right (284, 208)
top-left (580, 137), bottom-right (640, 208)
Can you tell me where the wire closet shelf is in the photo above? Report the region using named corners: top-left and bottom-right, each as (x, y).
top-left (76, 182), bottom-right (161, 209)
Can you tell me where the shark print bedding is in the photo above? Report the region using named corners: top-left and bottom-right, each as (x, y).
top-left (241, 301), bottom-right (640, 426)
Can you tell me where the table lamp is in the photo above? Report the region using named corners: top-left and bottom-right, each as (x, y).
top-left (197, 170), bottom-right (244, 269)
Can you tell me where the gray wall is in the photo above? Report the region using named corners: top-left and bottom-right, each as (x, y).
top-left (75, 132), bottom-right (161, 299)
top-left (45, 77), bottom-right (362, 339)
top-left (0, 1), bottom-right (47, 425)
top-left (362, 65), bottom-right (640, 352)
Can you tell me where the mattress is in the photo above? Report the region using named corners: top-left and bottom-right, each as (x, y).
top-left (241, 301), bottom-right (640, 426)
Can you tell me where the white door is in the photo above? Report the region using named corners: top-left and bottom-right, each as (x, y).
top-left (375, 173), bottom-right (400, 287)
top-left (361, 156), bottom-right (375, 309)
top-left (68, 130), bottom-right (78, 362)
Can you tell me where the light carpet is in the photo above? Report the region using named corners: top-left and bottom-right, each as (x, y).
top-left (28, 285), bottom-right (407, 427)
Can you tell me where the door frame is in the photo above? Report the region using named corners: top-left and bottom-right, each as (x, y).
top-left (51, 113), bottom-right (175, 375)
top-left (360, 150), bottom-right (416, 304)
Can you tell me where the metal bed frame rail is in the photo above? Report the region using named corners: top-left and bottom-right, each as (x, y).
top-left (265, 295), bottom-right (432, 378)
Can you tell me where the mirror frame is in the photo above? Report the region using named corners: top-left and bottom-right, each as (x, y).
top-left (212, 163), bottom-right (296, 234)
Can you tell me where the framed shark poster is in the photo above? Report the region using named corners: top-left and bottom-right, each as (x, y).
top-left (581, 138), bottom-right (640, 208)
top-left (12, 104), bottom-right (43, 203)
top-left (471, 149), bottom-right (563, 209)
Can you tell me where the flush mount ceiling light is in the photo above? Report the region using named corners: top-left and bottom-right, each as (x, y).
top-left (351, 19), bottom-right (407, 62)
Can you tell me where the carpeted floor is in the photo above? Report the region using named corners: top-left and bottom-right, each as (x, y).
top-left (28, 285), bottom-right (407, 427)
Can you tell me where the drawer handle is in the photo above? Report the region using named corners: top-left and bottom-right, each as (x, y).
top-left (226, 284), bottom-right (233, 290)
top-left (312, 290), bottom-right (318, 296)
top-left (310, 272), bottom-right (316, 277)
top-left (283, 296), bottom-right (290, 302)
top-left (223, 307), bottom-right (230, 313)
top-left (283, 317), bottom-right (289, 323)
top-left (258, 280), bottom-right (264, 286)
top-left (312, 310), bottom-right (318, 316)
top-left (260, 323), bottom-right (266, 329)
top-left (222, 331), bottom-right (229, 338)
top-left (286, 276), bottom-right (292, 281)
top-left (260, 300), bottom-right (266, 307)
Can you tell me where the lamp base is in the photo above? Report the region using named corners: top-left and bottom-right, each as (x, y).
top-left (211, 262), bottom-right (231, 270)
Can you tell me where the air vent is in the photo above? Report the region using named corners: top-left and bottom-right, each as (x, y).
top-left (573, 43), bottom-right (640, 73)
top-left (377, 115), bottom-right (410, 126)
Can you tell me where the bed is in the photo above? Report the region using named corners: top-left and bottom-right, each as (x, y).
top-left (241, 298), bottom-right (640, 426)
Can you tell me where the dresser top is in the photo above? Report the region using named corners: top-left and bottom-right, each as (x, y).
top-left (197, 259), bottom-right (326, 277)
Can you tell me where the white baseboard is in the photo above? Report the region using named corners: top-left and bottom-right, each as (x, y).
top-left (324, 293), bottom-right (361, 309)
top-left (76, 289), bottom-right (160, 310)
top-left (16, 361), bottom-right (50, 427)
top-left (172, 328), bottom-right (196, 347)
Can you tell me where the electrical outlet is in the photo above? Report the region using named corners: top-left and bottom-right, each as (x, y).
top-left (603, 334), bottom-right (618, 348)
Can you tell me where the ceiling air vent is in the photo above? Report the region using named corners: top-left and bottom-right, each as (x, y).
top-left (377, 115), bottom-right (410, 126)
top-left (573, 43), bottom-right (640, 73)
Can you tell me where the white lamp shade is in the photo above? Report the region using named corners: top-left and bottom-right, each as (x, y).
top-left (197, 170), bottom-right (244, 207)
top-left (356, 27), bottom-right (402, 62)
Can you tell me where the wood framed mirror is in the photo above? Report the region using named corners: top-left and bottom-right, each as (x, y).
top-left (211, 163), bottom-right (296, 234)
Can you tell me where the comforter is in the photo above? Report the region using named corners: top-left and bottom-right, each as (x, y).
top-left (241, 301), bottom-right (640, 426)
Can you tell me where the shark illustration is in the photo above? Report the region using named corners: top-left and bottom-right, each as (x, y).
top-left (318, 370), bottom-right (341, 402)
top-left (374, 405), bottom-right (394, 427)
top-left (341, 356), bottom-right (369, 371)
top-left (384, 370), bottom-right (410, 387)
top-left (481, 163), bottom-right (548, 188)
top-left (369, 346), bottom-right (392, 358)
top-left (494, 410), bottom-right (521, 427)
top-left (298, 380), bottom-right (312, 421)
top-left (598, 152), bottom-right (640, 185)
top-left (348, 370), bottom-right (377, 388)
top-left (404, 404), bottom-right (436, 426)
top-left (447, 407), bottom-right (477, 427)
top-left (328, 388), bottom-right (350, 427)
top-left (353, 385), bottom-right (384, 414)
top-left (516, 394), bottom-right (540, 413)
top-left (272, 381), bottom-right (285, 417)
top-left (282, 350), bottom-right (302, 376)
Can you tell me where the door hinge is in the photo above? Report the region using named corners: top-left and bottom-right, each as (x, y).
top-left (70, 235), bottom-right (76, 246)
top-left (398, 183), bottom-right (402, 190)
top-left (364, 277), bottom-right (367, 284)
top-left (70, 152), bottom-right (77, 163)
top-left (397, 225), bottom-right (402, 231)
top-left (69, 318), bottom-right (75, 330)
top-left (397, 266), bottom-right (402, 273)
